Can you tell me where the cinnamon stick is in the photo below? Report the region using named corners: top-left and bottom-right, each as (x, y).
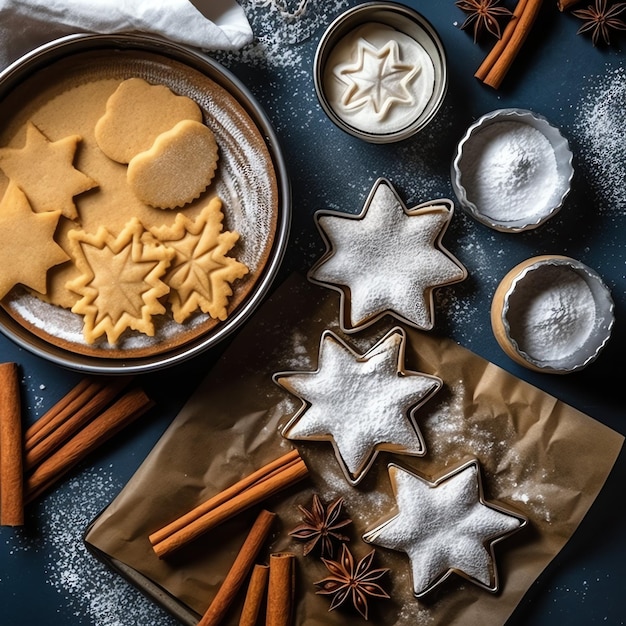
top-left (475, 0), bottom-right (529, 81)
top-left (24, 376), bottom-right (133, 471)
top-left (0, 362), bottom-right (23, 526)
top-left (150, 450), bottom-right (308, 559)
top-left (150, 449), bottom-right (300, 546)
top-left (25, 386), bottom-right (154, 503)
top-left (25, 378), bottom-right (93, 445)
top-left (557, 0), bottom-right (581, 10)
top-left (476, 0), bottom-right (544, 89)
top-left (198, 509), bottom-right (276, 626)
top-left (238, 563), bottom-right (269, 626)
top-left (266, 552), bottom-right (296, 626)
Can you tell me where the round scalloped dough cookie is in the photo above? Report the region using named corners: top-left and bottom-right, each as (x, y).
top-left (127, 119), bottom-right (219, 209)
top-left (95, 77), bottom-right (203, 163)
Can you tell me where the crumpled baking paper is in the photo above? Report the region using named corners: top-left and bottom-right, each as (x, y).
top-left (0, 0), bottom-right (252, 70)
top-left (85, 273), bottom-right (624, 626)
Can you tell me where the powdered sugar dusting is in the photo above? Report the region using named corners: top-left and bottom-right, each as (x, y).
top-left (363, 462), bottom-right (524, 595)
top-left (423, 379), bottom-right (511, 463)
top-left (422, 379), bottom-right (552, 523)
top-left (573, 65), bottom-right (626, 214)
top-left (458, 121), bottom-right (559, 223)
top-left (310, 180), bottom-right (467, 331)
top-left (218, 0), bottom-right (350, 68)
top-left (7, 286), bottom-right (208, 348)
top-left (278, 329), bottom-right (440, 483)
top-left (0, 43), bottom-right (280, 356)
top-left (5, 467), bottom-right (177, 625)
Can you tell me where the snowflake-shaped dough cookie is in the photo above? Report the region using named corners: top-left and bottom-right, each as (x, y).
top-left (0, 122), bottom-right (97, 220)
top-left (0, 181), bottom-right (69, 299)
top-left (309, 178), bottom-right (467, 333)
top-left (149, 196), bottom-right (248, 323)
top-left (66, 218), bottom-right (174, 344)
top-left (363, 460), bottom-right (528, 597)
top-left (273, 326), bottom-right (442, 486)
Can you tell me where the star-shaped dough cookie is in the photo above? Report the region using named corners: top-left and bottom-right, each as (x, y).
top-left (0, 181), bottom-right (69, 299)
top-left (273, 327), bottom-right (442, 486)
top-left (66, 218), bottom-right (174, 344)
top-left (149, 196), bottom-right (248, 323)
top-left (335, 38), bottom-right (419, 118)
top-left (0, 122), bottom-right (97, 220)
top-left (363, 460), bottom-right (527, 598)
top-left (309, 178), bottom-right (467, 333)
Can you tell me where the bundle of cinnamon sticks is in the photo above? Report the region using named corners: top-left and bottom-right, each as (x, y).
top-left (150, 449), bottom-right (309, 558)
top-left (475, 0), bottom-right (544, 89)
top-left (149, 450), bottom-right (308, 625)
top-left (197, 509), bottom-right (297, 626)
top-left (0, 366), bottom-right (155, 525)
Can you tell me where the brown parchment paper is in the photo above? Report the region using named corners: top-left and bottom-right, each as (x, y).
top-left (85, 273), bottom-right (624, 626)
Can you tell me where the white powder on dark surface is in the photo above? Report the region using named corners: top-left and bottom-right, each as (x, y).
top-left (573, 66), bottom-right (626, 214)
top-left (216, 0), bottom-right (349, 68)
top-left (6, 467), bottom-right (177, 626)
top-left (436, 226), bottom-right (503, 342)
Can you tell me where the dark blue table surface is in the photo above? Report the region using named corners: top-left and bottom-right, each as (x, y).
top-left (1, 1), bottom-right (625, 624)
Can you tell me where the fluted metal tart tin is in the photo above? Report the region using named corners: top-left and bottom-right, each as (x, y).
top-left (452, 108), bottom-right (574, 232)
top-left (0, 33), bottom-right (291, 375)
top-left (313, 2), bottom-right (447, 143)
top-left (491, 255), bottom-right (614, 374)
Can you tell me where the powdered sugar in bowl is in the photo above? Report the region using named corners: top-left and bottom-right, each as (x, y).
top-left (451, 109), bottom-right (574, 232)
top-left (491, 255), bottom-right (614, 374)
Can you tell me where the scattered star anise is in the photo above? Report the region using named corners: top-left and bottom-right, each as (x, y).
top-left (315, 544), bottom-right (390, 620)
top-left (572, 0), bottom-right (626, 46)
top-left (455, 0), bottom-right (514, 42)
top-left (289, 494), bottom-right (351, 558)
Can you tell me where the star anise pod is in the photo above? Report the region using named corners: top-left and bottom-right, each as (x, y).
top-left (573, 0), bottom-right (626, 45)
top-left (455, 0), bottom-right (515, 42)
top-left (315, 544), bottom-right (390, 620)
top-left (289, 494), bottom-right (351, 558)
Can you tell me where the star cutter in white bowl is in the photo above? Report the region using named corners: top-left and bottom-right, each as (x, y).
top-left (308, 177), bottom-right (467, 333)
top-left (273, 326), bottom-right (442, 486)
top-left (363, 459), bottom-right (528, 598)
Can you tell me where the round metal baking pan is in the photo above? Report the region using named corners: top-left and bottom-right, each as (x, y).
top-left (0, 33), bottom-right (291, 374)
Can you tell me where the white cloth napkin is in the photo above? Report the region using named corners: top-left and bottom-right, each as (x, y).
top-left (0, 0), bottom-right (253, 70)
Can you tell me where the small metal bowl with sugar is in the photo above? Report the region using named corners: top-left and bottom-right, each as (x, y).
top-left (313, 2), bottom-right (447, 143)
top-left (451, 109), bottom-right (574, 232)
top-left (491, 255), bottom-right (615, 374)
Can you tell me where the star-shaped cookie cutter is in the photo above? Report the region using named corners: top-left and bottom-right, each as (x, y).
top-left (273, 326), bottom-right (442, 486)
top-left (363, 458), bottom-right (529, 597)
top-left (308, 177), bottom-right (468, 334)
